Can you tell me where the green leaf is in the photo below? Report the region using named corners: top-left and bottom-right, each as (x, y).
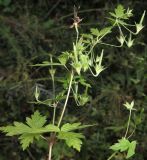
top-left (26, 111), bottom-right (46, 128)
top-left (78, 93), bottom-right (90, 106)
top-left (109, 12), bottom-right (117, 18)
top-left (99, 27), bottom-right (112, 36)
top-left (110, 138), bottom-right (130, 152)
top-left (82, 33), bottom-right (93, 39)
top-left (61, 123), bottom-right (81, 132)
top-left (115, 4), bottom-right (125, 18)
top-left (0, 111), bottom-right (60, 150)
top-left (45, 124), bottom-right (60, 132)
top-left (90, 28), bottom-right (100, 37)
top-left (110, 138), bottom-right (137, 159)
top-left (58, 52), bottom-right (69, 65)
top-left (61, 123), bottom-right (95, 132)
top-left (126, 141), bottom-right (137, 159)
top-left (73, 62), bottom-right (82, 75)
top-left (58, 131), bottom-right (85, 151)
top-left (0, 122), bottom-right (31, 136)
top-left (19, 133), bottom-right (40, 150)
top-left (79, 54), bottom-right (89, 72)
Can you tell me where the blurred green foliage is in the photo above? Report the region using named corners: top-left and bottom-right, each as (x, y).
top-left (0, 0), bottom-right (147, 160)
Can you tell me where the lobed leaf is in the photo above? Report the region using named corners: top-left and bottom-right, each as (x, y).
top-left (58, 131), bottom-right (85, 151)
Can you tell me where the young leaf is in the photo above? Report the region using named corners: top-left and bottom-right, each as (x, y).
top-left (115, 4), bottom-right (125, 18)
top-left (123, 101), bottom-right (136, 111)
top-left (78, 93), bottom-right (90, 106)
top-left (90, 28), bottom-right (100, 37)
top-left (99, 27), bottom-right (112, 37)
top-left (126, 141), bottom-right (137, 159)
top-left (110, 138), bottom-right (137, 159)
top-left (80, 54), bottom-right (89, 72)
top-left (110, 138), bottom-right (130, 152)
top-left (73, 62), bottom-right (82, 75)
top-left (58, 52), bottom-right (69, 65)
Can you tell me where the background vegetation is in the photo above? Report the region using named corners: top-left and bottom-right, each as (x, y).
top-left (0, 0), bottom-right (147, 160)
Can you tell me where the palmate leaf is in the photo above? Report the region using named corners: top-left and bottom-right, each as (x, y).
top-left (58, 51), bottom-right (69, 65)
top-left (26, 110), bottom-right (46, 128)
top-left (126, 141), bottom-right (137, 159)
top-left (58, 131), bottom-right (85, 152)
top-left (90, 28), bottom-right (100, 36)
top-left (115, 4), bottom-right (125, 18)
top-left (0, 122), bottom-right (31, 136)
top-left (61, 123), bottom-right (96, 132)
top-left (59, 123), bottom-right (96, 151)
top-left (110, 138), bottom-right (130, 152)
top-left (0, 112), bottom-right (93, 151)
top-left (61, 123), bottom-right (82, 132)
top-left (110, 138), bottom-right (137, 159)
top-left (0, 111), bottom-right (60, 150)
top-left (19, 133), bottom-right (40, 150)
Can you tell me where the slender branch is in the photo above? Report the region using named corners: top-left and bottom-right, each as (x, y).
top-left (128, 125), bottom-right (136, 139)
top-left (58, 8), bottom-right (106, 22)
top-left (50, 55), bottom-right (56, 125)
top-left (45, 0), bottom-right (62, 19)
top-left (52, 73), bottom-right (56, 125)
top-left (124, 110), bottom-right (132, 138)
top-left (26, 149), bottom-right (35, 160)
top-left (107, 151), bottom-right (117, 160)
top-left (57, 70), bottom-right (74, 127)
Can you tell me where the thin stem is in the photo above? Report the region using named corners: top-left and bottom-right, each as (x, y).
top-left (107, 151), bottom-right (117, 160)
top-left (48, 142), bottom-right (53, 160)
top-left (98, 42), bottom-right (122, 47)
top-left (57, 70), bottom-right (74, 127)
top-left (128, 125), bottom-right (136, 139)
top-left (87, 22), bottom-right (117, 56)
top-left (50, 55), bottom-right (56, 125)
top-left (75, 25), bottom-right (79, 44)
top-left (58, 8), bottom-right (106, 22)
top-left (52, 76), bottom-right (56, 125)
top-left (52, 104), bottom-right (56, 125)
top-left (121, 23), bottom-right (137, 35)
top-left (124, 110), bottom-right (132, 138)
